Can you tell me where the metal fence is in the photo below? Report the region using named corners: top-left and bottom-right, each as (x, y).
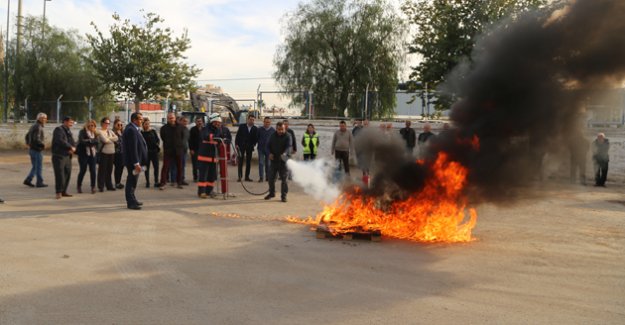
top-left (9, 90), bottom-right (438, 124)
top-left (257, 90), bottom-right (433, 120)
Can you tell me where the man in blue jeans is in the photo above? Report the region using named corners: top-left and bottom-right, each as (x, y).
top-left (256, 117), bottom-right (275, 182)
top-left (23, 113), bottom-right (48, 188)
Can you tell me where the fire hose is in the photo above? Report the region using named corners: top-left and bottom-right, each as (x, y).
top-left (235, 145), bottom-right (269, 196)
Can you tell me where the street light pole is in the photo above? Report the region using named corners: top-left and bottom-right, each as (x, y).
top-left (42, 0), bottom-right (51, 39)
top-left (4, 0), bottom-right (10, 123)
top-left (55, 94), bottom-right (63, 123)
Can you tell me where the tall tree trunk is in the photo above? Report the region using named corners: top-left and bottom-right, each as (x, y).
top-left (134, 98), bottom-right (141, 113)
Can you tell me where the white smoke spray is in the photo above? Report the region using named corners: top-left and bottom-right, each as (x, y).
top-left (287, 158), bottom-right (340, 203)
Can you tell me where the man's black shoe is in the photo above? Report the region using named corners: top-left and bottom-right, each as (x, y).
top-left (115, 183), bottom-right (124, 189)
top-left (281, 197), bottom-right (287, 203)
top-left (127, 204), bottom-right (141, 210)
top-left (36, 183), bottom-right (48, 188)
top-left (23, 180), bottom-right (35, 187)
top-left (245, 178), bottom-right (253, 182)
top-left (258, 178), bottom-right (264, 183)
top-left (264, 194), bottom-right (275, 200)
top-left (136, 201), bottom-right (143, 206)
top-left (181, 181), bottom-right (190, 186)
top-left (0, 198), bottom-right (4, 203)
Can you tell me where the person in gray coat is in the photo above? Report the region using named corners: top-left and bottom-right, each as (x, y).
top-left (23, 113), bottom-right (48, 188)
top-left (592, 132), bottom-right (609, 187)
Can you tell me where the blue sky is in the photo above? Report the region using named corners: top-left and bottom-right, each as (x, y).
top-left (1, 0), bottom-right (411, 100)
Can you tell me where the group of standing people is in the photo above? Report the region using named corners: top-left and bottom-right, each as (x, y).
top-left (235, 116), bottom-right (309, 202)
top-left (20, 111), bottom-right (614, 208)
top-left (24, 114), bottom-right (127, 199)
top-left (336, 119), bottom-right (437, 183)
top-left (23, 112), bottom-right (146, 207)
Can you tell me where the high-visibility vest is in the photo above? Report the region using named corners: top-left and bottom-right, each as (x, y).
top-left (302, 132), bottom-right (319, 155)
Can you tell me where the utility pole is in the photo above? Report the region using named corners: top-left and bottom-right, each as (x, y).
top-left (15, 0), bottom-right (22, 120)
top-left (43, 0), bottom-right (51, 39)
top-left (4, 0), bottom-right (10, 123)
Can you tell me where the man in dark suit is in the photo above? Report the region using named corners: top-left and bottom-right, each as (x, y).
top-left (123, 113), bottom-right (148, 210)
top-left (188, 117), bottom-right (204, 182)
top-left (51, 116), bottom-right (77, 199)
top-left (235, 115), bottom-right (258, 182)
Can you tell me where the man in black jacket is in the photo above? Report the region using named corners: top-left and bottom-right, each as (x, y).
top-left (189, 117), bottom-right (204, 182)
top-left (399, 120), bottom-right (416, 155)
top-left (24, 112), bottom-right (48, 188)
top-left (265, 122), bottom-right (291, 202)
top-left (159, 112), bottom-right (185, 189)
top-left (283, 119), bottom-right (297, 180)
top-left (123, 113), bottom-right (148, 209)
top-left (235, 115), bottom-right (258, 182)
top-left (52, 116), bottom-right (76, 199)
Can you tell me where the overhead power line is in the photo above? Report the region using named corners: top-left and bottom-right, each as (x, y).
top-left (195, 77), bottom-right (274, 82)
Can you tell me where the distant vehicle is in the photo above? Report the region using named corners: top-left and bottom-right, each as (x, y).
top-left (180, 111), bottom-right (209, 128)
top-left (189, 92), bottom-right (258, 126)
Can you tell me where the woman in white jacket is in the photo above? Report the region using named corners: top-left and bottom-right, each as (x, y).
top-left (96, 117), bottom-right (118, 191)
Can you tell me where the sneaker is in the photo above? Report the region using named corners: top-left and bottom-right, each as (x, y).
top-left (264, 194), bottom-right (275, 200)
top-left (258, 178), bottom-right (264, 183)
top-left (36, 183), bottom-right (48, 188)
top-left (181, 181), bottom-right (190, 186)
top-left (115, 183), bottom-right (124, 189)
top-left (199, 193), bottom-right (208, 199)
top-left (281, 197), bottom-right (287, 203)
top-left (23, 180), bottom-right (35, 187)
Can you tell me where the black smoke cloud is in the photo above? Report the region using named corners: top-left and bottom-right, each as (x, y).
top-left (357, 0), bottom-right (625, 204)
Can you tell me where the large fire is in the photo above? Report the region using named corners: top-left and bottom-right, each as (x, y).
top-left (315, 152), bottom-right (477, 243)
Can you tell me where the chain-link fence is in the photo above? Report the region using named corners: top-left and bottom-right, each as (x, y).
top-left (22, 99), bottom-right (127, 123)
top-left (8, 89), bottom-right (438, 124)
top-left (257, 90), bottom-right (432, 121)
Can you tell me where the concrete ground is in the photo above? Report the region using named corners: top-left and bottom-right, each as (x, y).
top-left (0, 150), bottom-right (624, 324)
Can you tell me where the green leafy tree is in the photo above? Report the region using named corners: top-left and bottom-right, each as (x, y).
top-left (86, 11), bottom-right (201, 112)
top-left (274, 0), bottom-right (406, 119)
top-left (402, 0), bottom-right (547, 110)
top-left (7, 16), bottom-right (109, 120)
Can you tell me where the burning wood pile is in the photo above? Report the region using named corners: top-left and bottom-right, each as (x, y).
top-left (315, 152), bottom-right (477, 243)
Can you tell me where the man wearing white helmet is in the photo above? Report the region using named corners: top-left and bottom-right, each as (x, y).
top-left (196, 113), bottom-right (222, 198)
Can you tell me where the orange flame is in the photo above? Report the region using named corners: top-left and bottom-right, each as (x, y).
top-left (316, 152), bottom-right (477, 243)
